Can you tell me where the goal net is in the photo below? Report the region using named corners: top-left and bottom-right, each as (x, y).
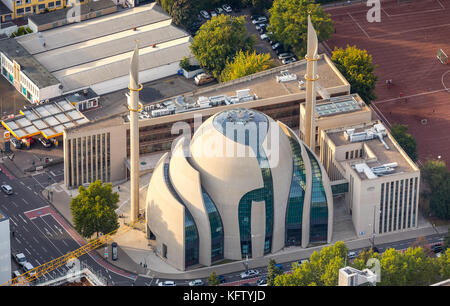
top-left (437, 49), bottom-right (449, 64)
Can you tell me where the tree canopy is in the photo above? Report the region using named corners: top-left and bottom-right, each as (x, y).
top-left (268, 0), bottom-right (334, 57)
top-left (207, 271), bottom-right (220, 286)
top-left (331, 45), bottom-right (378, 104)
top-left (220, 50), bottom-right (273, 82)
top-left (70, 180), bottom-right (120, 239)
top-left (190, 15), bottom-right (254, 79)
top-left (267, 258), bottom-right (283, 285)
top-left (390, 124), bottom-right (418, 162)
top-left (274, 241), bottom-right (348, 286)
top-left (420, 159), bottom-right (450, 220)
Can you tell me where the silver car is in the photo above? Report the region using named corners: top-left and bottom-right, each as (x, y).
top-left (158, 280), bottom-right (176, 286)
top-left (1, 184), bottom-right (13, 195)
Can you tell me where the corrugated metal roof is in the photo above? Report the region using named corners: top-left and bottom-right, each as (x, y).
top-left (54, 37), bottom-right (193, 92)
top-left (16, 3), bottom-right (171, 55)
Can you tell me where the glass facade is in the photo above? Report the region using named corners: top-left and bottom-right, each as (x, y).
top-left (163, 164), bottom-right (199, 267)
top-left (285, 136), bottom-right (307, 246)
top-left (306, 149), bottom-right (328, 244)
top-left (201, 188), bottom-right (224, 263)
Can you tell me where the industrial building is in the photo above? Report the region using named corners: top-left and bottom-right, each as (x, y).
top-left (0, 3), bottom-right (196, 103)
top-left (145, 108), bottom-right (333, 270)
top-left (0, 209), bottom-right (11, 285)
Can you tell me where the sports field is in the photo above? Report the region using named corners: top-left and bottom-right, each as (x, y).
top-left (323, 0), bottom-right (450, 167)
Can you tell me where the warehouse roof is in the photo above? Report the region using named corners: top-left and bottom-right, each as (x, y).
top-left (16, 3), bottom-right (170, 55)
top-left (33, 19), bottom-right (187, 73)
top-left (28, 0), bottom-right (116, 27)
top-left (53, 36), bottom-right (193, 92)
top-left (0, 38), bottom-right (60, 88)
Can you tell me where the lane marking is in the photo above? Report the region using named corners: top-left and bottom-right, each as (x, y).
top-left (347, 12), bottom-right (371, 39)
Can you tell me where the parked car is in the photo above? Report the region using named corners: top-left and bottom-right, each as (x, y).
top-left (271, 42), bottom-right (281, 50)
top-left (210, 10), bottom-right (217, 17)
top-left (278, 52), bottom-right (294, 60)
top-left (194, 73), bottom-right (215, 86)
top-left (258, 26), bottom-right (267, 34)
top-left (12, 270), bottom-right (21, 278)
top-left (1, 184), bottom-right (13, 195)
top-left (257, 276), bottom-right (267, 286)
top-left (215, 7), bottom-right (224, 15)
top-left (218, 275), bottom-right (226, 283)
top-left (275, 263), bottom-right (283, 271)
top-left (240, 269), bottom-right (260, 279)
top-left (260, 33), bottom-right (269, 40)
top-left (10, 138), bottom-right (21, 149)
top-left (250, 15), bottom-right (262, 21)
top-left (189, 279), bottom-right (204, 286)
top-left (23, 262), bottom-right (34, 273)
top-left (276, 48), bottom-right (287, 55)
top-left (431, 244), bottom-right (443, 253)
top-left (297, 259), bottom-right (309, 265)
top-left (39, 137), bottom-right (52, 148)
top-left (348, 251), bottom-right (358, 259)
top-left (200, 10), bottom-right (210, 19)
top-left (282, 57), bottom-right (297, 64)
top-left (255, 23), bottom-right (266, 31)
top-left (252, 16), bottom-right (267, 24)
top-left (14, 253), bottom-right (27, 266)
top-left (222, 4), bottom-right (232, 13)
top-left (158, 280), bottom-right (176, 286)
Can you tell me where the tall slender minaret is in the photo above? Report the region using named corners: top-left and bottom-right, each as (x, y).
top-left (128, 42), bottom-right (141, 223)
top-left (304, 15), bottom-right (319, 151)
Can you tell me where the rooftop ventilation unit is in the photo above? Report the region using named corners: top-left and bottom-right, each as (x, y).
top-left (276, 70), bottom-right (297, 83)
top-left (370, 162), bottom-right (398, 176)
top-left (345, 124), bottom-right (389, 149)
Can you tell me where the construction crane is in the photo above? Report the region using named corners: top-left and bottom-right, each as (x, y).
top-left (2, 217), bottom-right (145, 286)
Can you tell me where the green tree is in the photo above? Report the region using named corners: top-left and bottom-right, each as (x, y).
top-left (268, 0), bottom-right (334, 57)
top-left (438, 248), bottom-right (450, 280)
top-left (70, 180), bottom-right (120, 239)
top-left (156, 0), bottom-right (176, 14)
top-left (420, 159), bottom-right (450, 219)
top-left (190, 15), bottom-right (254, 79)
top-left (171, 0), bottom-right (198, 29)
top-left (267, 259), bottom-right (282, 285)
top-left (220, 50), bottom-right (273, 82)
top-left (207, 271), bottom-right (220, 286)
top-left (390, 124), bottom-right (418, 162)
top-left (274, 241), bottom-right (348, 286)
top-left (332, 45), bottom-right (378, 104)
top-left (379, 247), bottom-right (440, 286)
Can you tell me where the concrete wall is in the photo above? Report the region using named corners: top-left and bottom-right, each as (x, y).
top-left (0, 217), bottom-right (11, 285)
top-left (91, 61), bottom-right (183, 95)
top-left (146, 154), bottom-right (185, 270)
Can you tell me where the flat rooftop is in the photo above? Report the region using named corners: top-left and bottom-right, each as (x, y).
top-left (0, 38), bottom-right (60, 88)
top-left (66, 54), bottom-right (349, 134)
top-left (328, 122), bottom-right (417, 179)
top-left (28, 0), bottom-right (117, 26)
top-left (13, 3), bottom-right (192, 93)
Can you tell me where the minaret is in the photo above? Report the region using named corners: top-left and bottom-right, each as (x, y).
top-left (304, 15), bottom-right (319, 151)
top-left (128, 42), bottom-right (142, 223)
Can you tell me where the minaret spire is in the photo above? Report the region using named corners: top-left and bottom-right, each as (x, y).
top-left (129, 41), bottom-right (142, 223)
top-left (304, 15), bottom-right (319, 151)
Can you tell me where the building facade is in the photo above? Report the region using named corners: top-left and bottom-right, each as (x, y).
top-left (145, 109), bottom-right (333, 270)
top-left (1, 0), bottom-right (67, 21)
top-left (320, 121), bottom-right (421, 237)
top-left (0, 210), bottom-right (11, 285)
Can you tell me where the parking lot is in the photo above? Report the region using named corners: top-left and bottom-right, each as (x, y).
top-left (193, 6), bottom-right (296, 67)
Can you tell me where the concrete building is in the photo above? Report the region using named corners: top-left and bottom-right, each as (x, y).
top-left (63, 55), bottom-right (351, 188)
top-left (27, 0), bottom-right (117, 32)
top-left (320, 121), bottom-right (421, 238)
top-left (0, 38), bottom-right (62, 103)
top-left (0, 3), bottom-right (196, 103)
top-left (0, 209), bottom-right (11, 285)
top-left (1, 0), bottom-right (67, 21)
top-left (145, 108), bottom-right (333, 270)
top-left (338, 266), bottom-right (377, 286)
